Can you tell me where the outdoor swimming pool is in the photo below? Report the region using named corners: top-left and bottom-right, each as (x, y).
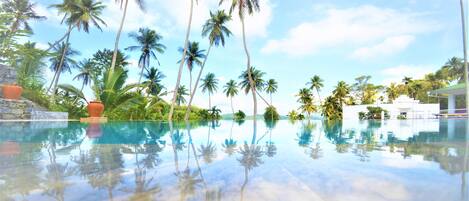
top-left (0, 119), bottom-right (467, 201)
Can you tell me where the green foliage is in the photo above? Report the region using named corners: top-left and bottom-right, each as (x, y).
top-left (263, 106), bottom-right (279, 121)
top-left (234, 110), bottom-right (246, 121)
top-left (359, 107), bottom-right (389, 120)
top-left (287, 110), bottom-right (304, 120)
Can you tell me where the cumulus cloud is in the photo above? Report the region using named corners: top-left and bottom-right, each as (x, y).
top-left (380, 65), bottom-right (435, 85)
top-left (261, 5), bottom-right (438, 57)
top-left (350, 35), bottom-right (415, 60)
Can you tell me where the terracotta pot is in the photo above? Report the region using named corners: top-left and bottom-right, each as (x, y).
top-left (86, 123), bottom-right (102, 138)
top-left (2, 84), bottom-right (22, 100)
top-left (87, 101), bottom-right (104, 117)
top-left (0, 141), bottom-right (20, 156)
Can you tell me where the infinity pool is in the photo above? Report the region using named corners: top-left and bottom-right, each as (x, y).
top-left (0, 119), bottom-right (467, 201)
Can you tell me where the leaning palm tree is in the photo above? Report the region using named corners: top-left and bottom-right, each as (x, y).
top-left (48, 42), bottom-right (79, 93)
top-left (49, 0), bottom-right (106, 94)
top-left (239, 67), bottom-right (270, 106)
top-left (73, 59), bottom-right (93, 92)
top-left (109, 0), bottom-right (144, 71)
top-left (265, 79), bottom-right (278, 105)
top-left (220, 0), bottom-right (260, 121)
top-left (169, 0), bottom-right (196, 121)
top-left (126, 27), bottom-right (166, 91)
top-left (1, 0), bottom-right (45, 49)
top-left (178, 41), bottom-right (205, 92)
top-left (307, 75), bottom-right (323, 103)
top-left (176, 85), bottom-right (189, 106)
top-left (184, 10), bottom-right (232, 120)
top-left (200, 73), bottom-right (219, 109)
top-left (223, 79), bottom-right (238, 116)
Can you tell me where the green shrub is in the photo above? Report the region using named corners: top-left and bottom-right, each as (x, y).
top-left (234, 110), bottom-right (246, 121)
top-left (264, 106), bottom-right (280, 121)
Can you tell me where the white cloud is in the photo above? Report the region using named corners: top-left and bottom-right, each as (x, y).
top-left (158, 0), bottom-right (273, 38)
top-left (262, 5), bottom-right (438, 56)
top-left (380, 65), bottom-right (435, 85)
top-left (350, 35), bottom-right (415, 60)
top-left (100, 0), bottom-right (163, 34)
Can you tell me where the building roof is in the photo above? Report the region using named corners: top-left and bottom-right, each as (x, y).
top-left (429, 83), bottom-right (467, 96)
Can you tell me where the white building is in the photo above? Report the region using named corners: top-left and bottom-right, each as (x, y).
top-left (342, 95), bottom-right (440, 120)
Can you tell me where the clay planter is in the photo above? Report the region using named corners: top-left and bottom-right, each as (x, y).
top-left (87, 101), bottom-right (104, 117)
top-left (2, 84), bottom-right (22, 100)
top-left (86, 123), bottom-right (102, 138)
top-left (0, 141), bottom-right (20, 156)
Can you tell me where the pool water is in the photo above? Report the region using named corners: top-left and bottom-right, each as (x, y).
top-left (0, 119), bottom-right (468, 201)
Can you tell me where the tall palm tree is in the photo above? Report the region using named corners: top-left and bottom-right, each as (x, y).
top-left (73, 59), bottom-right (93, 92)
top-left (1, 0), bottom-right (45, 50)
top-left (200, 73), bottom-right (219, 109)
top-left (49, 0), bottom-right (106, 94)
top-left (307, 75), bottom-right (324, 103)
top-left (386, 83), bottom-right (399, 103)
top-left (176, 85), bottom-right (189, 106)
top-left (265, 79), bottom-right (278, 105)
top-left (169, 0), bottom-right (196, 121)
top-left (48, 42), bottom-right (79, 93)
top-left (185, 10), bottom-right (232, 120)
top-left (126, 27), bottom-right (166, 91)
top-left (223, 79), bottom-right (238, 116)
top-left (109, 0), bottom-right (144, 71)
top-left (459, 0), bottom-right (469, 110)
top-left (142, 67), bottom-right (165, 97)
top-left (220, 0), bottom-right (260, 121)
top-left (178, 41), bottom-right (205, 93)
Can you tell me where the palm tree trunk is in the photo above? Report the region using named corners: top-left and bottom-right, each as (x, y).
top-left (316, 89), bottom-right (322, 104)
top-left (45, 26), bottom-right (74, 52)
top-left (169, 0), bottom-right (194, 121)
top-left (47, 69), bottom-right (58, 93)
top-left (209, 93), bottom-right (212, 109)
top-left (51, 25), bottom-right (73, 95)
top-left (256, 90), bottom-right (270, 107)
top-left (138, 65), bottom-right (145, 92)
top-left (110, 0), bottom-right (129, 71)
top-left (241, 17), bottom-right (257, 121)
top-left (184, 44), bottom-right (213, 120)
top-left (189, 70), bottom-right (192, 96)
top-left (460, 0), bottom-right (469, 113)
top-left (231, 96), bottom-right (235, 117)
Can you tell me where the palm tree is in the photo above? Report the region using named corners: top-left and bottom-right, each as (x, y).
top-left (49, 0), bottom-right (106, 94)
top-left (239, 67), bottom-right (270, 106)
top-left (169, 0), bottom-right (196, 121)
top-left (126, 28), bottom-right (165, 91)
top-left (332, 81), bottom-right (350, 106)
top-left (142, 67), bottom-right (165, 97)
top-left (459, 0), bottom-right (469, 109)
top-left (48, 42), bottom-right (79, 93)
top-left (185, 10), bottom-right (232, 120)
top-left (307, 75), bottom-right (324, 103)
top-left (109, 0), bottom-right (144, 71)
top-left (297, 88), bottom-right (315, 118)
top-left (73, 59), bottom-right (93, 92)
top-left (223, 79), bottom-right (238, 116)
top-left (176, 85), bottom-right (189, 106)
top-left (265, 79), bottom-right (278, 105)
top-left (200, 73), bottom-right (219, 109)
top-left (178, 41), bottom-right (205, 92)
top-left (386, 83), bottom-right (399, 103)
top-left (220, 0), bottom-right (261, 122)
top-left (1, 0), bottom-right (45, 50)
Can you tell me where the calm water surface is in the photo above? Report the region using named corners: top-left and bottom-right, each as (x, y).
top-left (0, 119), bottom-right (468, 201)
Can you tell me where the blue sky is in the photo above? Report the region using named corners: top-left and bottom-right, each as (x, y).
top-left (28, 0), bottom-right (463, 115)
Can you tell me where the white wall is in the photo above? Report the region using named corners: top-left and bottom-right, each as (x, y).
top-left (343, 103), bottom-right (440, 120)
